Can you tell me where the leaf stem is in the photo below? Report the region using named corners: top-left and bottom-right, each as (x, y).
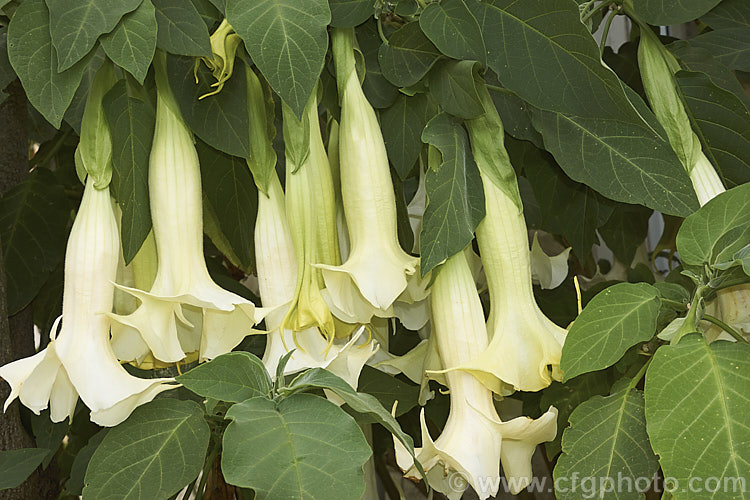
top-left (195, 440), bottom-right (222, 500)
top-left (626, 357), bottom-right (652, 390)
top-left (599, 9), bottom-right (617, 57)
top-left (377, 15), bottom-right (389, 46)
top-left (702, 314), bottom-right (749, 343)
top-left (581, 1), bottom-right (612, 24)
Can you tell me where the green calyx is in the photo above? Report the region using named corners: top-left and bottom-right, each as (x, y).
top-left (244, 64), bottom-right (277, 195)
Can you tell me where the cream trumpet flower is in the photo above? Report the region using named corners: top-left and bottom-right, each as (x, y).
top-left (394, 250), bottom-right (557, 499)
top-left (0, 178), bottom-right (176, 426)
top-left (447, 84), bottom-right (565, 394)
top-left (110, 53), bottom-right (263, 364)
top-left (318, 28), bottom-right (425, 324)
top-left (280, 93), bottom-right (340, 341)
top-left (255, 171), bottom-right (376, 379)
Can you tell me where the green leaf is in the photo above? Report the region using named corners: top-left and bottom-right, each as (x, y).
top-left (46, 0), bottom-right (141, 71)
top-left (64, 47), bottom-right (106, 134)
top-left (222, 394), bottom-right (371, 500)
top-left (63, 429), bottom-right (108, 496)
top-left (83, 399), bottom-right (210, 500)
top-left (380, 93), bottom-right (435, 179)
top-left (378, 22), bottom-right (441, 88)
top-left (357, 20), bottom-right (398, 108)
top-left (31, 412), bottom-right (69, 468)
top-left (356, 366), bottom-right (420, 419)
top-left (168, 54), bottom-right (250, 158)
top-left (196, 141), bottom-right (258, 271)
top-left (0, 29), bottom-right (15, 106)
top-left (645, 335), bottom-right (750, 496)
top-left (677, 70), bottom-right (750, 187)
top-left (420, 113), bottom-right (485, 275)
top-left (7, 0), bottom-right (91, 127)
top-left (419, 0), bottom-right (486, 65)
top-left (554, 385), bottom-right (658, 499)
top-left (0, 168), bottom-right (70, 315)
top-left (176, 351), bottom-right (272, 402)
top-left (676, 183), bottom-right (750, 267)
top-left (428, 60), bottom-right (483, 119)
top-left (0, 448), bottom-right (48, 490)
top-left (152, 0), bottom-right (211, 57)
top-left (703, 0), bottom-right (750, 29)
top-left (103, 79), bottom-right (154, 263)
top-left (487, 85), bottom-right (543, 147)
top-left (714, 244), bottom-right (750, 276)
top-left (227, 0), bottom-right (330, 118)
top-left (599, 204), bottom-right (653, 265)
top-left (561, 283), bottom-right (661, 381)
top-left (635, 0), bottom-right (721, 26)
top-left (281, 367), bottom-right (422, 479)
top-left (534, 108), bottom-right (699, 217)
top-left (690, 28), bottom-right (750, 73)
top-left (471, 0), bottom-right (643, 121)
top-left (329, 0), bottom-right (374, 28)
top-left (540, 374), bottom-right (612, 458)
top-left (100, 0), bottom-right (157, 83)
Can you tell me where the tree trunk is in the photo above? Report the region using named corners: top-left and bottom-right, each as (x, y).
top-left (0, 80), bottom-right (60, 500)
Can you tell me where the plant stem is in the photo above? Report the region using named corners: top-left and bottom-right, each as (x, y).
top-left (599, 9), bottom-right (617, 56)
top-left (702, 314), bottom-right (749, 343)
top-left (195, 441), bottom-right (222, 500)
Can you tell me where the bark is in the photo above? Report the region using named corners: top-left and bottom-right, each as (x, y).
top-left (0, 80), bottom-right (60, 499)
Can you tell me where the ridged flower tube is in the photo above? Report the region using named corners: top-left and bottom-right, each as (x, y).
top-left (110, 53), bottom-right (262, 363)
top-left (320, 28), bottom-right (423, 324)
top-left (395, 250), bottom-right (557, 499)
top-left (0, 178), bottom-right (176, 426)
top-left (281, 94), bottom-right (340, 342)
top-left (450, 85), bottom-right (566, 393)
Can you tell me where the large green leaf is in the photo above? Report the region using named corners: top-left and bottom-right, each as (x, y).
top-left (634, 0), bottom-right (722, 25)
top-left (152, 0), bottom-right (211, 57)
top-left (100, 0), bottom-right (157, 83)
top-left (703, 0), bottom-right (750, 29)
top-left (227, 0), bottom-right (330, 118)
top-left (690, 28), bottom-right (750, 73)
top-left (83, 399), bottom-right (210, 500)
top-left (561, 283), bottom-right (661, 381)
top-left (176, 351), bottom-right (272, 403)
top-left (534, 108), bottom-right (699, 217)
top-left (196, 141), bottom-right (258, 270)
top-left (419, 0), bottom-right (486, 65)
top-left (378, 22), bottom-right (441, 88)
top-left (329, 0), bottom-right (374, 28)
top-left (0, 168), bottom-right (70, 315)
top-left (676, 183), bottom-right (750, 267)
top-left (222, 394), bottom-right (371, 500)
top-left (103, 79), bottom-right (154, 263)
top-left (645, 335), bottom-right (750, 498)
top-left (0, 448), bottom-right (48, 490)
top-left (380, 93), bottom-right (435, 179)
top-left (7, 0), bottom-right (90, 127)
top-left (46, 0), bottom-right (141, 71)
top-left (554, 385), bottom-right (659, 499)
top-left (420, 113), bottom-right (485, 275)
top-left (357, 20), bottom-right (398, 109)
top-left (470, 0), bottom-right (642, 121)
top-left (428, 60), bottom-right (483, 120)
top-left (168, 55), bottom-right (250, 158)
top-left (678, 70), bottom-right (750, 187)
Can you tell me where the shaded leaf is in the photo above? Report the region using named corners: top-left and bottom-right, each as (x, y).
top-left (0, 168), bottom-right (70, 314)
top-left (7, 0), bottom-right (90, 127)
top-left (357, 20), bottom-right (398, 108)
top-left (356, 365), bottom-right (419, 419)
top-left (703, 0), bottom-right (750, 29)
top-left (100, 0), bottom-right (157, 83)
top-left (690, 28), bottom-right (750, 73)
top-left (46, 0), bottom-right (141, 71)
top-left (561, 283), bottom-right (661, 381)
top-left (428, 59), bottom-right (483, 119)
top-left (634, 0), bottom-right (721, 25)
top-left (0, 449), bottom-right (48, 491)
top-left (64, 47), bottom-right (106, 134)
top-left (378, 22), bottom-right (441, 88)
top-left (599, 204), bottom-right (652, 265)
top-left (329, 0), bottom-right (374, 28)
top-left (153, 0), bottom-right (211, 57)
top-left (63, 430), bottom-right (108, 496)
top-left (103, 79), bottom-right (154, 262)
top-left (222, 394), bottom-right (371, 500)
top-left (380, 93), bottom-right (434, 179)
top-left (419, 0), bottom-right (485, 65)
top-left (420, 113), bottom-right (485, 275)
top-left (176, 351), bottom-right (272, 403)
top-left (227, 0), bottom-right (330, 118)
top-left (83, 399), bottom-right (210, 500)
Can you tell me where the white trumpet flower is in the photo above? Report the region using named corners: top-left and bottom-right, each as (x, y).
top-left (0, 178), bottom-right (176, 426)
top-left (394, 250), bottom-right (557, 498)
top-left (110, 55), bottom-right (263, 364)
top-left (320, 28), bottom-right (426, 325)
